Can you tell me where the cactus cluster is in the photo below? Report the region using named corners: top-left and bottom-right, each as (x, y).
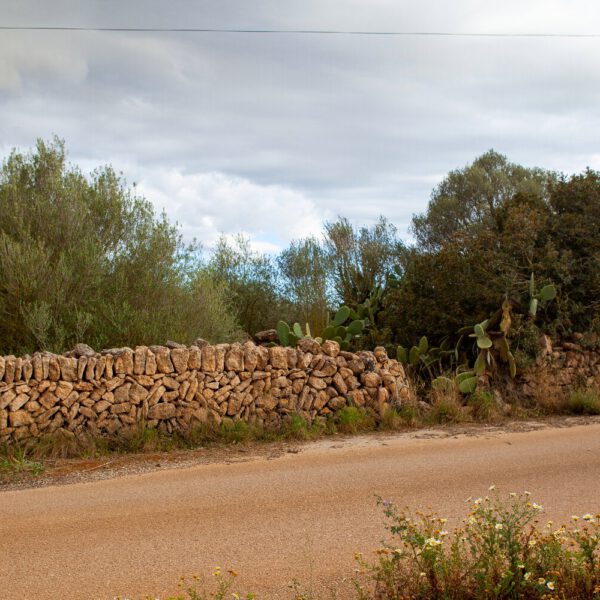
top-left (396, 336), bottom-right (454, 378)
top-left (276, 305), bottom-right (366, 350)
top-left (528, 273), bottom-right (557, 317)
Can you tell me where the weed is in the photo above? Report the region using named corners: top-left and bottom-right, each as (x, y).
top-left (379, 405), bottom-right (419, 430)
top-left (336, 406), bottom-right (374, 434)
top-left (428, 392), bottom-right (464, 424)
top-left (0, 446), bottom-right (44, 480)
top-left (566, 388), bottom-right (600, 415)
top-left (467, 390), bottom-right (501, 422)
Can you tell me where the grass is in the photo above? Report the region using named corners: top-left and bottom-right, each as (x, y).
top-left (467, 390), bottom-right (502, 422)
top-left (335, 406), bottom-right (375, 434)
top-left (566, 388), bottom-right (600, 415)
top-left (0, 446), bottom-right (44, 481)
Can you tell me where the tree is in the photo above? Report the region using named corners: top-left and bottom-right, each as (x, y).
top-left (0, 138), bottom-right (242, 354)
top-left (277, 236), bottom-right (332, 335)
top-left (324, 216), bottom-right (405, 307)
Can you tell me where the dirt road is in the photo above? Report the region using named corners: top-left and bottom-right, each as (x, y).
top-left (2, 421), bottom-right (600, 599)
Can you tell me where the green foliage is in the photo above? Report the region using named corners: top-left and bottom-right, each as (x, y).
top-left (336, 406), bottom-right (374, 434)
top-left (0, 139), bottom-right (242, 354)
top-left (276, 305), bottom-right (366, 350)
top-left (566, 388), bottom-right (600, 415)
top-left (370, 490), bottom-right (600, 600)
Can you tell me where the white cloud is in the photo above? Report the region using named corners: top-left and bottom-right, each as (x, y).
top-left (135, 169), bottom-right (327, 251)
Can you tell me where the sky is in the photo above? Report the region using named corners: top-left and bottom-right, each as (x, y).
top-left (1, 0), bottom-right (600, 253)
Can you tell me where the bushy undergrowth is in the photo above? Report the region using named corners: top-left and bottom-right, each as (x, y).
top-left (566, 388), bottom-right (600, 416)
top-left (364, 489), bottom-right (600, 600)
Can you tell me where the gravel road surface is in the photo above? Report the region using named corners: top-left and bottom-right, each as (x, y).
top-left (1, 421), bottom-right (599, 599)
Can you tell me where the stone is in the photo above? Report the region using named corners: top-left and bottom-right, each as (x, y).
top-left (253, 329), bottom-right (278, 344)
top-left (193, 338), bottom-right (210, 349)
top-left (70, 343), bottom-right (96, 358)
top-left (170, 347), bottom-right (189, 374)
top-left (308, 376), bottom-right (327, 390)
top-left (202, 345), bottom-right (216, 372)
top-left (297, 338), bottom-right (321, 354)
top-left (214, 344), bottom-right (228, 371)
top-left (4, 356), bottom-right (16, 384)
top-left (321, 340), bottom-right (340, 358)
top-left (269, 346), bottom-right (288, 369)
top-left (332, 372), bottom-right (348, 395)
top-left (31, 354), bottom-right (43, 381)
top-left (9, 410), bottom-right (33, 427)
top-left (225, 345), bottom-right (244, 372)
top-left (148, 403), bottom-right (176, 420)
top-left (154, 347), bottom-right (174, 374)
top-left (1, 390), bottom-right (16, 410)
top-left (134, 346), bottom-right (147, 375)
top-left (0, 355), bottom-right (4, 381)
top-left (39, 391), bottom-right (59, 409)
top-left (166, 340), bottom-right (186, 349)
top-left (114, 384), bottom-right (131, 404)
top-left (9, 393), bottom-right (29, 412)
top-left (188, 346), bottom-right (202, 370)
top-left (48, 355), bottom-right (61, 381)
top-left (55, 381), bottom-right (74, 400)
top-left (361, 372), bottom-right (382, 387)
top-left (129, 382), bottom-right (148, 405)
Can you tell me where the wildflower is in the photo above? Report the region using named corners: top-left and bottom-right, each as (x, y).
top-left (419, 572), bottom-right (427, 578)
top-left (547, 581), bottom-right (555, 591)
top-left (468, 516), bottom-right (477, 524)
top-left (489, 484), bottom-right (496, 491)
top-left (583, 513), bottom-right (594, 521)
top-left (571, 515), bottom-right (579, 521)
top-left (382, 499), bottom-right (391, 508)
top-left (233, 594), bottom-right (240, 600)
top-left (524, 491), bottom-right (531, 496)
top-left (509, 492), bottom-right (517, 497)
top-left (213, 567), bottom-right (222, 577)
top-left (495, 523), bottom-right (503, 531)
top-left (440, 530), bottom-right (449, 537)
top-left (439, 518), bottom-right (447, 524)
top-left (473, 498), bottom-right (482, 506)
top-left (524, 572), bottom-right (531, 581)
top-left (538, 577), bottom-right (546, 585)
top-left (532, 503), bottom-right (543, 511)
top-left (517, 563), bottom-right (525, 569)
top-left (228, 569), bottom-right (239, 577)
top-left (528, 540), bottom-right (537, 547)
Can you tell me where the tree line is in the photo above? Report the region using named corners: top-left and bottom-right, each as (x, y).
top-left (1, 138), bottom-right (598, 359)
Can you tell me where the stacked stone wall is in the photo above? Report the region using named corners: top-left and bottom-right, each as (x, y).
top-left (519, 338), bottom-right (600, 401)
top-left (0, 339), bottom-right (410, 445)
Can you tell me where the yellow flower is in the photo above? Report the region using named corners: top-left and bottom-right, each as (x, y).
top-left (528, 540), bottom-right (537, 547)
top-left (547, 581), bottom-right (555, 591)
top-left (571, 515), bottom-right (579, 521)
top-left (538, 577), bottom-right (546, 585)
top-left (583, 513), bottom-right (593, 521)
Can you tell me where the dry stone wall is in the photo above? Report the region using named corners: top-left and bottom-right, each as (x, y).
top-left (0, 339), bottom-right (410, 445)
top-left (518, 337), bottom-right (600, 402)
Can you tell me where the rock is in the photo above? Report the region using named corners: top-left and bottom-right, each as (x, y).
top-left (202, 345), bottom-right (217, 372)
top-left (114, 384), bottom-right (131, 404)
top-left (4, 356), bottom-right (16, 384)
top-left (154, 347), bottom-right (174, 374)
top-left (361, 372), bottom-right (382, 387)
top-left (269, 346), bottom-right (288, 369)
top-left (129, 383), bottom-right (147, 405)
top-left (70, 343), bottom-right (96, 358)
top-left (0, 356), bottom-right (4, 381)
top-left (134, 346), bottom-right (147, 375)
top-left (170, 347), bottom-right (190, 374)
top-left (225, 345), bottom-right (244, 372)
top-left (308, 376), bottom-right (327, 390)
top-left (55, 381), bottom-right (74, 400)
top-left (193, 338), bottom-right (210, 349)
top-left (9, 410), bottom-right (33, 427)
top-left (321, 340), bottom-right (340, 358)
top-left (9, 393), bottom-right (29, 412)
top-left (166, 340), bottom-right (186, 349)
top-left (148, 403), bottom-right (176, 420)
top-left (253, 329), bottom-right (278, 344)
top-left (188, 346), bottom-right (202, 370)
top-left (297, 338), bottom-right (321, 354)
top-left (332, 372), bottom-right (348, 395)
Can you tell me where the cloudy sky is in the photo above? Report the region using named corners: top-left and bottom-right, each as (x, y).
top-left (1, 1), bottom-right (600, 252)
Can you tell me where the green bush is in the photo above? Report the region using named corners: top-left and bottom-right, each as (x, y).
top-left (336, 406), bottom-right (375, 434)
top-left (566, 388), bottom-right (600, 415)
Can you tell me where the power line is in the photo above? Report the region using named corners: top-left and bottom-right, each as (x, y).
top-left (0, 26), bottom-right (599, 38)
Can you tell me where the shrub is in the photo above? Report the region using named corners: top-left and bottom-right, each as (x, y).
top-left (566, 388), bottom-right (600, 415)
top-left (429, 391), bottom-right (464, 424)
top-left (336, 406), bottom-right (375, 434)
top-left (365, 489), bottom-right (600, 599)
top-left (467, 390), bottom-right (501, 422)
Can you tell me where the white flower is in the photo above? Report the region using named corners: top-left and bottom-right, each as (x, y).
top-left (532, 503), bottom-right (543, 511)
top-left (489, 485), bottom-right (496, 491)
top-left (524, 572), bottom-right (531, 581)
top-left (547, 581), bottom-right (555, 591)
top-left (495, 523), bottom-right (503, 531)
top-left (583, 513), bottom-right (594, 521)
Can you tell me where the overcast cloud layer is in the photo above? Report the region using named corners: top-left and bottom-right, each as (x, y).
top-left (1, 0), bottom-right (600, 250)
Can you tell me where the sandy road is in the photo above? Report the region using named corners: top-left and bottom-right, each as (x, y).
top-left (1, 421), bottom-right (600, 599)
